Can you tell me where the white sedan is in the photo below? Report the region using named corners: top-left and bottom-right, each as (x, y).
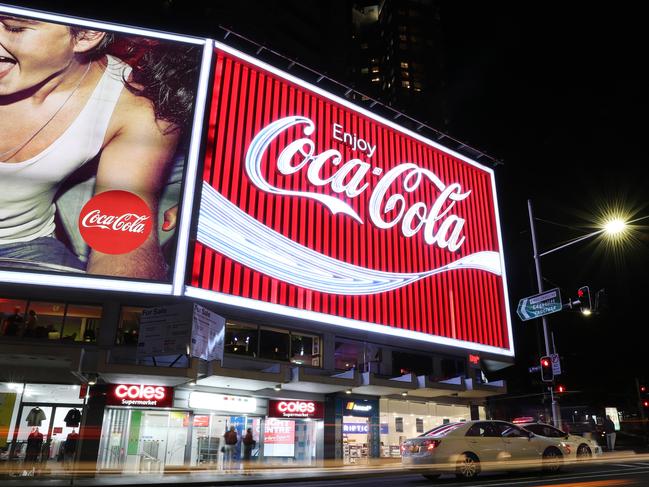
top-left (520, 422), bottom-right (603, 459)
top-left (401, 420), bottom-right (569, 480)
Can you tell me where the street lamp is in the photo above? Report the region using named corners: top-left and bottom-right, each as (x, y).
top-left (527, 200), bottom-right (632, 429)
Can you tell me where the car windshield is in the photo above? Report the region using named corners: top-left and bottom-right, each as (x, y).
top-left (421, 423), bottom-right (464, 437)
top-left (524, 424), bottom-right (566, 438)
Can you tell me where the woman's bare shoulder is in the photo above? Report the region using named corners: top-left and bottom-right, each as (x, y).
top-left (110, 87), bottom-right (176, 139)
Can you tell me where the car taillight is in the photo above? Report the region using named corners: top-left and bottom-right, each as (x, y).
top-left (423, 439), bottom-right (441, 451)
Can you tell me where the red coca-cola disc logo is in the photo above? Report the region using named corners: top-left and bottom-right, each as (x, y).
top-left (78, 190), bottom-right (153, 254)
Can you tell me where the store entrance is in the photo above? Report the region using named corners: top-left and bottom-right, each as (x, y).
top-left (12, 403), bottom-right (83, 472)
top-left (190, 414), bottom-right (261, 468)
top-left (98, 408), bottom-right (190, 472)
top-left (342, 416), bottom-right (369, 464)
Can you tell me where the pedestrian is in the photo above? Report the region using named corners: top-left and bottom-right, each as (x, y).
top-left (242, 427), bottom-right (256, 462)
top-left (604, 414), bottom-right (616, 451)
top-left (222, 426), bottom-right (238, 470)
top-left (2, 306), bottom-right (23, 336)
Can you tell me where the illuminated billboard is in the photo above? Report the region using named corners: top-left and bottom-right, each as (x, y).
top-left (186, 43), bottom-right (514, 356)
top-left (0, 5), bottom-right (211, 295)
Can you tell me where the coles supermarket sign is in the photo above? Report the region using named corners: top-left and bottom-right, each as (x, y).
top-left (187, 43), bottom-right (513, 356)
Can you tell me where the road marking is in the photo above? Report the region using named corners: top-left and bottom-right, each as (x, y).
top-left (459, 468), bottom-right (649, 487)
top-left (534, 480), bottom-right (632, 487)
top-left (611, 463), bottom-right (640, 468)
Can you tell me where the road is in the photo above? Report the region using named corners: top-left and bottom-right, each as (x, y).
top-left (207, 459), bottom-right (649, 487)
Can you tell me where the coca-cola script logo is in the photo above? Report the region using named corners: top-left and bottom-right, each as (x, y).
top-left (78, 190), bottom-right (152, 254)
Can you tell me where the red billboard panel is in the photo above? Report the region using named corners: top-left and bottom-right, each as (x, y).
top-left (188, 43), bottom-right (513, 355)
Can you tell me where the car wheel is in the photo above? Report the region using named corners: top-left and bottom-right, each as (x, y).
top-left (542, 447), bottom-right (563, 473)
top-left (422, 474), bottom-right (441, 481)
top-left (456, 452), bottom-right (481, 479)
top-left (576, 444), bottom-right (592, 460)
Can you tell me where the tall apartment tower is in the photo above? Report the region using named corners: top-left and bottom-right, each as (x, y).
top-left (350, 0), bottom-right (448, 128)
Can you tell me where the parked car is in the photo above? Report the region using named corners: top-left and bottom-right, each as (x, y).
top-left (401, 420), bottom-right (570, 480)
top-left (520, 422), bottom-right (603, 459)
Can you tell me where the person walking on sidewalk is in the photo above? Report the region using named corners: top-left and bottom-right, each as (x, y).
top-left (222, 426), bottom-right (238, 470)
top-left (604, 415), bottom-right (617, 451)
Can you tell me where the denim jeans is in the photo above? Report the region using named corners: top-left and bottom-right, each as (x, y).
top-left (0, 236), bottom-right (86, 273)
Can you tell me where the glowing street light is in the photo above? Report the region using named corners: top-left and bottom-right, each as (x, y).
top-left (603, 218), bottom-right (626, 236)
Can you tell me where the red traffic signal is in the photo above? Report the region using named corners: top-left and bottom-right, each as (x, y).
top-left (577, 286), bottom-right (592, 314)
top-left (641, 385), bottom-right (647, 393)
top-left (643, 400), bottom-right (649, 408)
top-left (540, 356), bottom-right (554, 382)
top-left (556, 385), bottom-right (566, 393)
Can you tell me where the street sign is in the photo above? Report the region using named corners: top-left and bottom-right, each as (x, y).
top-left (550, 353), bottom-right (561, 375)
top-left (516, 288), bottom-right (562, 321)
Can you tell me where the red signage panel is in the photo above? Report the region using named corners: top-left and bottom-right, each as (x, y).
top-left (106, 384), bottom-right (174, 408)
top-left (188, 42), bottom-right (513, 356)
top-left (268, 400), bottom-right (324, 419)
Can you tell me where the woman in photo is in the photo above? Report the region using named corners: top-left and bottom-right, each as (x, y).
top-left (0, 13), bottom-right (200, 279)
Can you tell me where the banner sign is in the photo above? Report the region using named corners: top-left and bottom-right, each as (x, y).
top-left (263, 418), bottom-right (295, 457)
top-left (137, 303), bottom-right (224, 360)
top-left (0, 5), bottom-right (211, 295)
top-left (187, 43), bottom-right (513, 355)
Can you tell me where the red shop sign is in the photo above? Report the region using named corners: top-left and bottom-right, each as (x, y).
top-left (188, 44), bottom-right (512, 357)
top-left (268, 400), bottom-right (324, 419)
top-left (106, 384), bottom-right (173, 408)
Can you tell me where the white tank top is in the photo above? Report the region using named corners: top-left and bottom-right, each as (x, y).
top-left (0, 56), bottom-right (131, 244)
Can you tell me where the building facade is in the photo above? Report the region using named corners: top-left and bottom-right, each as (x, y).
top-left (0, 4), bottom-right (512, 474)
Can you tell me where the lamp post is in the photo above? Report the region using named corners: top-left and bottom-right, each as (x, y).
top-left (526, 200), bottom-right (645, 428)
top-left (527, 199), bottom-right (561, 427)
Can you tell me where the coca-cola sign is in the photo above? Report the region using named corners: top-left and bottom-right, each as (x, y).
top-left (78, 190), bottom-right (153, 255)
top-left (188, 43), bottom-right (513, 355)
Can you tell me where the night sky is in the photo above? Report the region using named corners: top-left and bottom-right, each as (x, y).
top-left (6, 1), bottom-right (649, 410)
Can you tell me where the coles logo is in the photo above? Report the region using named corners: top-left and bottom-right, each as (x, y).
top-left (108, 384), bottom-right (172, 407)
top-left (78, 190), bottom-right (152, 254)
top-left (269, 400), bottom-right (323, 418)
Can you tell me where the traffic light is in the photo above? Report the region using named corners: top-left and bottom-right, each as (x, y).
top-left (540, 356), bottom-right (554, 382)
top-left (556, 384), bottom-right (566, 394)
top-left (577, 286), bottom-right (591, 315)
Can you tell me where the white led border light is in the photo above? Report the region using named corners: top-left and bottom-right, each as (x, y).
top-left (186, 286), bottom-right (514, 357)
top-left (196, 41), bottom-right (514, 357)
top-left (0, 4), bottom-right (210, 296)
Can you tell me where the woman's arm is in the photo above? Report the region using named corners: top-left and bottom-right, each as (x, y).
top-left (87, 95), bottom-right (179, 279)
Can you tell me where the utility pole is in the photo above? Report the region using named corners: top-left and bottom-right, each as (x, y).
top-left (528, 199), bottom-right (562, 429)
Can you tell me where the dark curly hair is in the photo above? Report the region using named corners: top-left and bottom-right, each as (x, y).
top-left (71, 28), bottom-right (201, 131)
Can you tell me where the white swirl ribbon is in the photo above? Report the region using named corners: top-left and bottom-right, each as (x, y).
top-left (196, 184), bottom-right (502, 295)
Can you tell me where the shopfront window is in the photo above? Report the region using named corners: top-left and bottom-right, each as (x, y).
top-left (392, 351), bottom-right (433, 376)
top-left (224, 322), bottom-right (321, 367)
top-left (335, 340), bottom-right (382, 372)
top-left (290, 333), bottom-right (320, 367)
top-left (117, 306), bottom-right (143, 345)
top-left (259, 327), bottom-right (290, 362)
top-left (0, 299), bottom-right (27, 337)
top-left (60, 304), bottom-right (102, 342)
top-left (379, 399), bottom-right (473, 458)
top-left (0, 383), bottom-right (85, 470)
top-left (225, 322), bottom-right (258, 357)
top-left (1, 298), bottom-right (100, 342)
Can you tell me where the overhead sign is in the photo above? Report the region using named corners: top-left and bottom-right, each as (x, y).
top-left (517, 288), bottom-right (562, 321)
top-left (269, 400), bottom-right (324, 419)
top-left (106, 384), bottom-right (173, 408)
top-left (186, 42), bottom-right (513, 356)
top-left (0, 4), bottom-right (211, 296)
